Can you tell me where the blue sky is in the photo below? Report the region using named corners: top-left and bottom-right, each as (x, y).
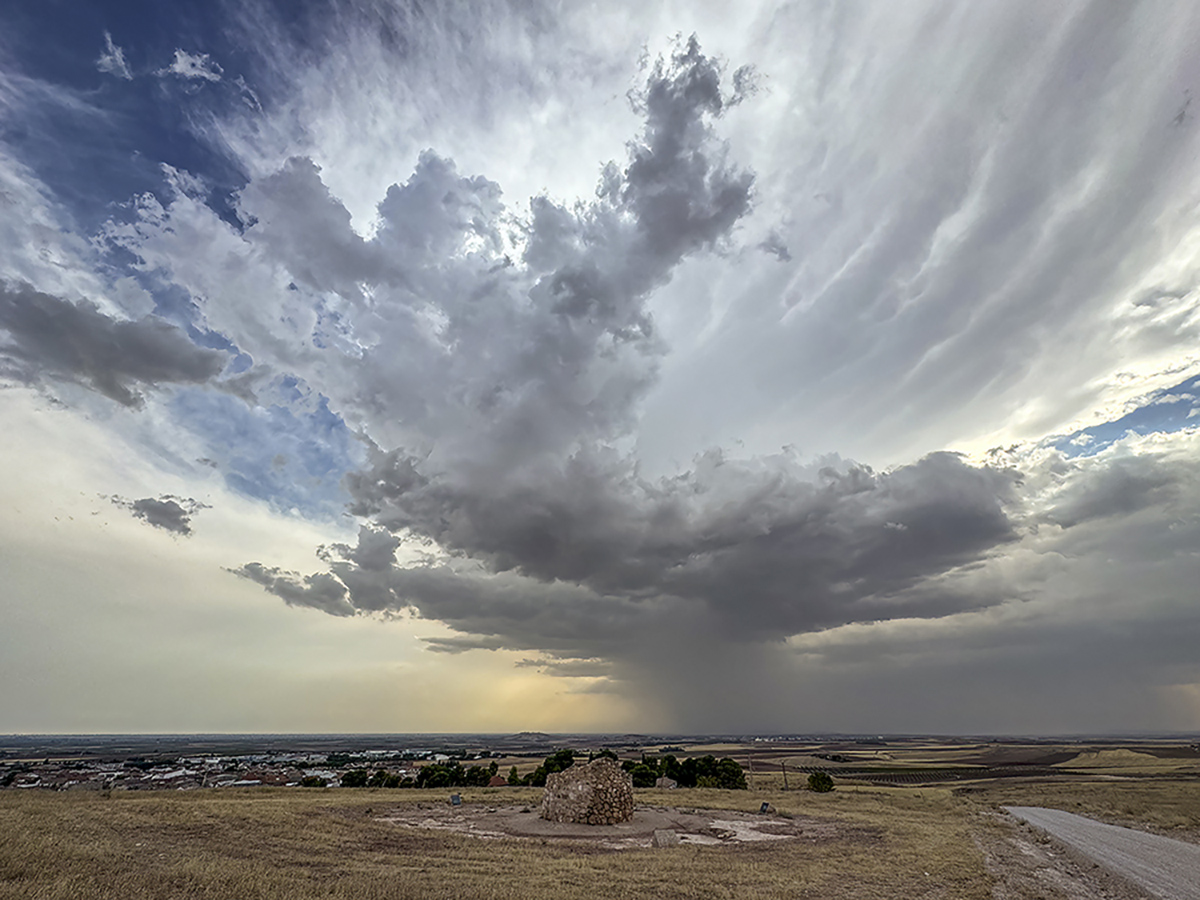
top-left (1052, 373), bottom-right (1200, 458)
top-left (2, 0), bottom-right (1200, 734)
top-left (3, 0), bottom-right (251, 227)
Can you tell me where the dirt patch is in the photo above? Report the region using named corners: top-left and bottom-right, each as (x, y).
top-left (376, 803), bottom-right (843, 851)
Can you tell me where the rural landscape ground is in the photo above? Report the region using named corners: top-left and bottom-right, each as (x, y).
top-left (1, 734), bottom-right (1198, 899)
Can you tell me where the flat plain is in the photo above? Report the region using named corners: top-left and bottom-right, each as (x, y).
top-left (2, 736), bottom-right (1197, 899)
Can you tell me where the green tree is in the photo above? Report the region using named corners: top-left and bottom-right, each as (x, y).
top-left (523, 748), bottom-right (578, 787)
top-left (507, 765), bottom-right (520, 786)
top-left (713, 758), bottom-right (748, 790)
top-left (628, 764), bottom-right (657, 788)
top-left (416, 762), bottom-right (462, 789)
top-left (543, 749), bottom-right (576, 774)
top-left (463, 765), bottom-right (491, 787)
top-left (658, 754), bottom-right (682, 781)
top-left (808, 772), bottom-right (834, 793)
top-left (340, 769), bottom-right (369, 788)
top-left (668, 756), bottom-right (747, 790)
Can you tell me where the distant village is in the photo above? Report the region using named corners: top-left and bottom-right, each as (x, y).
top-left (1, 747), bottom-right (505, 792)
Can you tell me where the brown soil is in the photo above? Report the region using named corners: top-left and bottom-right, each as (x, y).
top-left (376, 802), bottom-right (843, 850)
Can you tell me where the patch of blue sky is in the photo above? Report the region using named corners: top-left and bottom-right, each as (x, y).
top-left (115, 273), bottom-right (253, 371)
top-left (1, 0), bottom-right (259, 234)
top-left (169, 385), bottom-right (365, 519)
top-left (1050, 374), bottom-right (1200, 458)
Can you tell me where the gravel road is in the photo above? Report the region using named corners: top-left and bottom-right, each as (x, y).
top-left (1004, 806), bottom-right (1200, 900)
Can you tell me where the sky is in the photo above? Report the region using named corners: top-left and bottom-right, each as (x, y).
top-left (2, 0), bottom-right (1200, 736)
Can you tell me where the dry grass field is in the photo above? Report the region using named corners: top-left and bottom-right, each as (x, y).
top-left (5, 734), bottom-right (1198, 900)
top-left (965, 779), bottom-right (1200, 843)
top-left (0, 785), bottom-right (991, 900)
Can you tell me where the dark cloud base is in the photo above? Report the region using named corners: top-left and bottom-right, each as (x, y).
top-left (0, 283), bottom-right (225, 407)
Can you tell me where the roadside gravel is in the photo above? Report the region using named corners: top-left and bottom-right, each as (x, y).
top-left (1004, 806), bottom-right (1200, 900)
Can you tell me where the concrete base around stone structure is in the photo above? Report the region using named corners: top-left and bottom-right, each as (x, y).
top-left (377, 803), bottom-right (838, 851)
top-left (652, 829), bottom-right (680, 847)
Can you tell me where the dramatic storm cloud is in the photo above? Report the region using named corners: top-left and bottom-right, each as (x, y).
top-left (2, 0), bottom-right (1200, 733)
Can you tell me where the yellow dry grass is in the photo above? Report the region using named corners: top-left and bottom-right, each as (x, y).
top-left (1052, 748), bottom-right (1200, 774)
top-left (0, 785), bottom-right (991, 900)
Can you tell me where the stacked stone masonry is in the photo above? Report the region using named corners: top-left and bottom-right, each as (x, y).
top-left (539, 758), bottom-right (635, 825)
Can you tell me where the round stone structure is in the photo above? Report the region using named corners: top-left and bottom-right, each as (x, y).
top-left (539, 758), bottom-right (634, 825)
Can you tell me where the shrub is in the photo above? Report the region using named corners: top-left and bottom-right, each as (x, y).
top-left (808, 772), bottom-right (834, 793)
top-left (299, 776), bottom-right (326, 788)
top-left (340, 769), bottom-right (369, 788)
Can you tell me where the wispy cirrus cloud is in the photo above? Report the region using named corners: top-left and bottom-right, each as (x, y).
top-left (96, 32), bottom-right (132, 80)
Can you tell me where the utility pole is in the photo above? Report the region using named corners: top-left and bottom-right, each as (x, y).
top-left (781, 761), bottom-right (789, 790)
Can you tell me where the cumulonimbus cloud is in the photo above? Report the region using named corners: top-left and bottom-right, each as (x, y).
top-left (61, 15), bottom-right (1200, 730)
top-left (224, 39), bottom-right (1025, 662)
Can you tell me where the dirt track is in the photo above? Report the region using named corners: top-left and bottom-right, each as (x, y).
top-left (1004, 806), bottom-right (1200, 900)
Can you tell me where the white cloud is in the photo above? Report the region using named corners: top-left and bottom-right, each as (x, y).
top-left (159, 49), bottom-right (223, 82)
top-left (96, 31), bottom-right (132, 80)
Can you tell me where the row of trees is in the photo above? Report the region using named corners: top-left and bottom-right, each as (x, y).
top-left (334, 759), bottom-right (500, 789)
top-left (510, 748), bottom-right (586, 787)
top-left (330, 749), bottom-right (760, 791)
top-left (508, 749), bottom-right (749, 790)
top-left (624, 754), bottom-right (748, 789)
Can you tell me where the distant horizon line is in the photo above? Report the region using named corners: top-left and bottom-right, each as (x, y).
top-left (3, 731), bottom-right (1199, 740)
